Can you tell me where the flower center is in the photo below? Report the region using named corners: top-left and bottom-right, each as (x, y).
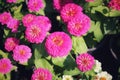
top-left (36, 73), bottom-right (45, 80)
top-left (2, 63), bottom-right (7, 69)
top-left (52, 37), bottom-right (63, 46)
top-left (33, 2), bottom-right (38, 8)
top-left (20, 50), bottom-right (25, 56)
top-left (74, 22), bottom-right (82, 30)
top-left (67, 9), bottom-right (76, 17)
top-left (82, 59), bottom-right (89, 66)
top-left (100, 77), bottom-right (106, 80)
top-left (31, 26), bottom-right (41, 37)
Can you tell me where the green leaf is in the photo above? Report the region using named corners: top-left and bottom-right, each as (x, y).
top-left (0, 50), bottom-right (8, 58)
top-left (93, 21), bottom-right (103, 42)
top-left (109, 9), bottom-right (120, 17)
top-left (34, 58), bottom-right (53, 73)
top-left (52, 56), bottom-right (66, 67)
top-left (72, 36), bottom-right (88, 54)
top-left (88, 0), bottom-right (103, 7)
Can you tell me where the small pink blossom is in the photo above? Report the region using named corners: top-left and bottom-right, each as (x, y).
top-left (0, 12), bottom-right (12, 25)
top-left (0, 58), bottom-right (13, 74)
top-left (53, 0), bottom-right (73, 11)
top-left (7, 0), bottom-right (17, 3)
top-left (76, 53), bottom-right (95, 72)
top-left (67, 14), bottom-right (91, 36)
top-left (28, 0), bottom-right (44, 12)
top-left (4, 37), bottom-right (19, 52)
top-left (45, 32), bottom-right (72, 57)
top-left (22, 14), bottom-right (36, 27)
top-left (109, 0), bottom-right (120, 11)
top-left (7, 18), bottom-right (20, 33)
top-left (13, 45), bottom-right (32, 64)
top-left (60, 3), bottom-right (83, 22)
top-left (31, 68), bottom-right (52, 80)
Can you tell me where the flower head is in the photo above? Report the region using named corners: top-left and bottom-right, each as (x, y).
top-left (109, 0), bottom-right (120, 11)
top-left (60, 3), bottom-right (83, 22)
top-left (4, 37), bottom-right (19, 52)
top-left (7, 0), bottom-right (17, 3)
top-left (25, 22), bottom-right (46, 44)
top-left (94, 60), bottom-right (102, 73)
top-left (0, 12), bottom-right (12, 25)
top-left (13, 45), bottom-right (32, 64)
top-left (35, 16), bottom-right (51, 31)
top-left (28, 0), bottom-right (44, 12)
top-left (0, 58), bottom-right (13, 74)
top-left (53, 0), bottom-right (73, 11)
top-left (7, 18), bottom-right (20, 33)
top-left (45, 32), bottom-right (72, 57)
top-left (22, 14), bottom-right (36, 27)
top-left (62, 75), bottom-right (73, 80)
top-left (31, 68), bottom-right (52, 80)
top-left (76, 53), bottom-right (95, 72)
top-left (67, 14), bottom-right (91, 36)
top-left (94, 71), bottom-right (112, 80)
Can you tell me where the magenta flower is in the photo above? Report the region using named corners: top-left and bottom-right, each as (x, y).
top-left (13, 45), bottom-right (32, 64)
top-left (7, 18), bottom-right (20, 33)
top-left (109, 0), bottom-right (120, 11)
top-left (7, 0), bottom-right (17, 3)
top-left (76, 53), bottom-right (95, 72)
top-left (25, 22), bottom-right (47, 44)
top-left (0, 58), bottom-right (13, 74)
top-left (85, 0), bottom-right (94, 2)
top-left (53, 0), bottom-right (73, 11)
top-left (22, 14), bottom-right (36, 27)
top-left (28, 0), bottom-right (44, 12)
top-left (0, 12), bottom-right (12, 25)
top-left (67, 14), bottom-right (91, 36)
top-left (45, 32), bottom-right (72, 57)
top-left (4, 37), bottom-right (19, 52)
top-left (35, 16), bottom-right (51, 31)
top-left (31, 68), bottom-right (52, 80)
top-left (60, 3), bottom-right (83, 22)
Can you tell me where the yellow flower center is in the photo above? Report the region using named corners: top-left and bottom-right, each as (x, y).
top-left (52, 36), bottom-right (63, 46)
top-left (100, 77), bottom-right (106, 80)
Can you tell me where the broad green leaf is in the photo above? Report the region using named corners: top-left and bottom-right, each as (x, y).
top-left (72, 36), bottom-right (88, 54)
top-left (34, 58), bottom-right (53, 73)
top-left (88, 0), bottom-right (103, 7)
top-left (16, 0), bottom-right (24, 3)
top-left (52, 56), bottom-right (66, 67)
top-left (63, 68), bottom-right (81, 76)
top-left (93, 21), bottom-right (103, 42)
top-left (109, 9), bottom-right (120, 17)
top-left (0, 50), bottom-right (8, 58)
top-left (4, 29), bottom-right (10, 37)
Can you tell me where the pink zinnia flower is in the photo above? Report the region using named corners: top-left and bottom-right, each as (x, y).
top-left (60, 3), bottom-right (83, 22)
top-left (31, 68), bottom-right (52, 80)
top-left (4, 37), bottom-right (19, 52)
top-left (53, 0), bottom-right (73, 11)
top-left (0, 58), bottom-right (12, 74)
top-left (25, 22), bottom-right (47, 44)
top-left (45, 32), bottom-right (72, 57)
top-left (22, 14), bottom-right (36, 27)
top-left (76, 53), bottom-right (95, 72)
top-left (35, 16), bottom-right (51, 31)
top-left (67, 14), bottom-right (91, 36)
top-left (28, 0), bottom-right (44, 12)
top-left (7, 0), bottom-right (17, 3)
top-left (13, 45), bottom-right (32, 64)
top-left (0, 12), bottom-right (12, 25)
top-left (85, 0), bottom-right (94, 2)
top-left (109, 0), bottom-right (120, 11)
top-left (7, 18), bottom-right (20, 33)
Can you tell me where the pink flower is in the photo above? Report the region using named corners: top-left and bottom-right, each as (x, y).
top-left (4, 37), bottom-right (19, 52)
top-left (109, 0), bottom-right (120, 11)
top-left (0, 12), bottom-right (12, 25)
top-left (53, 0), bottom-right (73, 11)
top-left (60, 3), bottom-right (83, 22)
top-left (85, 0), bottom-right (94, 2)
top-left (7, 0), bottom-right (17, 3)
top-left (45, 32), bottom-right (72, 57)
top-left (7, 18), bottom-right (20, 33)
top-left (35, 16), bottom-right (51, 31)
top-left (31, 68), bottom-right (52, 80)
top-left (76, 53), bottom-right (95, 72)
top-left (28, 0), bottom-right (44, 12)
top-left (0, 58), bottom-right (13, 74)
top-left (22, 14), bottom-right (36, 27)
top-left (25, 22), bottom-right (47, 44)
top-left (13, 45), bottom-right (32, 64)
top-left (67, 14), bottom-right (91, 36)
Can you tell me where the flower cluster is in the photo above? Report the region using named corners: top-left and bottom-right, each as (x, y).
top-left (109, 0), bottom-right (120, 11)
